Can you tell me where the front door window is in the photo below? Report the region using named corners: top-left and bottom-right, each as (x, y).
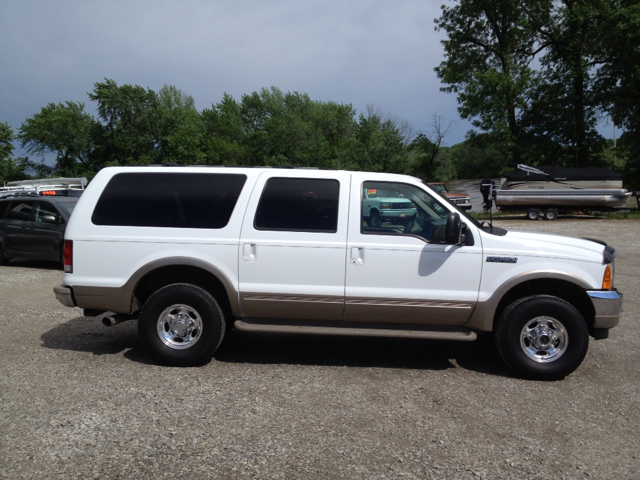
top-left (362, 181), bottom-right (450, 243)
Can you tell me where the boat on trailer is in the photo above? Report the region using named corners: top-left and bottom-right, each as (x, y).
top-left (493, 165), bottom-right (632, 220)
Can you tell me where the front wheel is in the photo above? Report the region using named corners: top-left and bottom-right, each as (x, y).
top-left (544, 209), bottom-right (558, 221)
top-left (495, 295), bottom-right (589, 380)
top-left (369, 210), bottom-right (382, 228)
top-left (138, 283), bottom-right (226, 367)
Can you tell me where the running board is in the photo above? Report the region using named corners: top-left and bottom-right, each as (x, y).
top-left (234, 320), bottom-right (477, 341)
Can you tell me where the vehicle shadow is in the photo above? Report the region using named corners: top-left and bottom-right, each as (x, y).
top-left (4, 258), bottom-right (62, 270)
top-left (40, 315), bottom-right (149, 360)
top-left (213, 330), bottom-right (512, 377)
top-left (40, 316), bottom-right (513, 377)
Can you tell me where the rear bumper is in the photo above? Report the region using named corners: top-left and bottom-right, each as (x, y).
top-left (588, 289), bottom-right (623, 329)
top-left (54, 284), bottom-right (76, 308)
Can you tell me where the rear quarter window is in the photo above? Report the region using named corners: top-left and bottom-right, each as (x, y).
top-left (92, 172), bottom-right (247, 229)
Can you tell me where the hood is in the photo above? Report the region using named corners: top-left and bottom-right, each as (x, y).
top-left (481, 228), bottom-right (605, 264)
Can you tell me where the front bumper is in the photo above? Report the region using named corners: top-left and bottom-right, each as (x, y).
top-left (54, 284), bottom-right (76, 308)
top-left (587, 289), bottom-right (623, 329)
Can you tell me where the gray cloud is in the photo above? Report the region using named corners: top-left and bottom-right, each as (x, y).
top-left (1, 0), bottom-right (472, 155)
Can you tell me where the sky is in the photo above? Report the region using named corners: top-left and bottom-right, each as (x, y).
top-left (0, 0), bottom-right (616, 160)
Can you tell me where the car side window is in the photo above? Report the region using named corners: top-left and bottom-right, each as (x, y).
top-left (361, 181), bottom-right (450, 243)
top-left (254, 177), bottom-right (340, 233)
top-left (7, 200), bottom-right (35, 221)
top-left (92, 173), bottom-right (247, 229)
top-left (0, 201), bottom-right (9, 219)
top-left (35, 201), bottom-right (62, 223)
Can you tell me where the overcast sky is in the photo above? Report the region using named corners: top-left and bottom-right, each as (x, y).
top-left (0, 0), bottom-right (615, 159)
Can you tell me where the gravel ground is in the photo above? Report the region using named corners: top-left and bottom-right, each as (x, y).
top-left (1, 218), bottom-right (638, 479)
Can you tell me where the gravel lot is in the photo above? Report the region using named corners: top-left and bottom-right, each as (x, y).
top-left (1, 218), bottom-right (638, 479)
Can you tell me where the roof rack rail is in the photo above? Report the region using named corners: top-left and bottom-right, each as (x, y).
top-left (1, 177), bottom-right (87, 193)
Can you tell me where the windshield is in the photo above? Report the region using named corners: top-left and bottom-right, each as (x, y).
top-left (423, 181), bottom-right (483, 229)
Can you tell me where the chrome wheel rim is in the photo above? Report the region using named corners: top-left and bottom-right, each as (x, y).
top-left (520, 316), bottom-right (568, 363)
top-left (157, 304), bottom-right (203, 350)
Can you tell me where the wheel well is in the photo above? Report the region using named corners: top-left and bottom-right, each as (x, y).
top-left (134, 265), bottom-right (234, 325)
top-left (494, 279), bottom-right (595, 329)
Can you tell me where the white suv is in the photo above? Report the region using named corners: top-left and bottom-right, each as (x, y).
top-left (54, 166), bottom-right (622, 380)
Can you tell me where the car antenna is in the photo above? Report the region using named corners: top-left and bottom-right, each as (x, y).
top-left (480, 179), bottom-right (496, 233)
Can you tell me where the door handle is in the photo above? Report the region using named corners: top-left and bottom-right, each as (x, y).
top-left (350, 247), bottom-right (364, 265)
top-left (242, 243), bottom-right (256, 262)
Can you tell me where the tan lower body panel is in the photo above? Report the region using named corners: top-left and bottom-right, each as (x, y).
top-left (344, 298), bottom-right (474, 325)
top-left (72, 285), bottom-right (133, 313)
top-left (241, 293), bottom-right (475, 325)
top-left (235, 319), bottom-right (477, 341)
top-left (241, 294), bottom-right (344, 321)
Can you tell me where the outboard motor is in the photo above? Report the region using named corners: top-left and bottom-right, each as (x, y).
top-left (480, 179), bottom-right (495, 210)
top-left (479, 178), bottom-right (496, 233)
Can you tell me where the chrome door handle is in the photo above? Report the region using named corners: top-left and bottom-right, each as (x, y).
top-left (350, 247), bottom-right (364, 265)
top-left (242, 243), bottom-right (256, 262)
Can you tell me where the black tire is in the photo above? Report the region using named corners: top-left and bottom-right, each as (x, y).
top-left (527, 209), bottom-right (540, 221)
top-left (544, 209), bottom-right (558, 221)
top-left (0, 245), bottom-right (5, 266)
top-left (369, 210), bottom-right (381, 228)
top-left (138, 283), bottom-right (226, 367)
top-left (495, 295), bottom-right (589, 381)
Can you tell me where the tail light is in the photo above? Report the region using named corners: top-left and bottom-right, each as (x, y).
top-left (63, 240), bottom-right (73, 273)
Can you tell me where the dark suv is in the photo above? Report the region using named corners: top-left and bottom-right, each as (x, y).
top-left (0, 187), bottom-right (82, 266)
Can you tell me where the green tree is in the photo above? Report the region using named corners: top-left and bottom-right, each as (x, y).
top-left (18, 102), bottom-right (97, 176)
top-left (201, 93), bottom-right (248, 165)
top-left (157, 84), bottom-right (205, 165)
top-left (593, 0), bottom-right (640, 188)
top-left (353, 111), bottom-right (408, 173)
top-left (521, 0), bottom-right (607, 167)
top-left (88, 79), bottom-right (163, 166)
top-left (407, 114), bottom-right (454, 181)
top-left (0, 122), bottom-right (30, 183)
top-left (435, 0), bottom-right (543, 164)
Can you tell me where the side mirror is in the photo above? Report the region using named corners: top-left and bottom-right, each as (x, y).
top-left (41, 214), bottom-right (58, 224)
top-left (445, 212), bottom-right (462, 244)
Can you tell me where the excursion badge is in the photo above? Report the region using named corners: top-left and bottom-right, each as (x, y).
top-left (486, 256), bottom-right (518, 263)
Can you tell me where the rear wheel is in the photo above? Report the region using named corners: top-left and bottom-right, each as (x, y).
top-left (544, 209), bottom-right (558, 221)
top-left (138, 283), bottom-right (226, 367)
top-left (0, 245), bottom-right (5, 266)
top-left (527, 209), bottom-right (540, 220)
top-left (495, 295), bottom-right (589, 380)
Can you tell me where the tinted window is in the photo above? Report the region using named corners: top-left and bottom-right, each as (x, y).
top-left (35, 201), bottom-right (63, 223)
top-left (255, 178), bottom-right (339, 233)
top-left (7, 200), bottom-right (35, 221)
top-left (0, 201), bottom-right (9, 219)
top-left (92, 173), bottom-right (247, 229)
